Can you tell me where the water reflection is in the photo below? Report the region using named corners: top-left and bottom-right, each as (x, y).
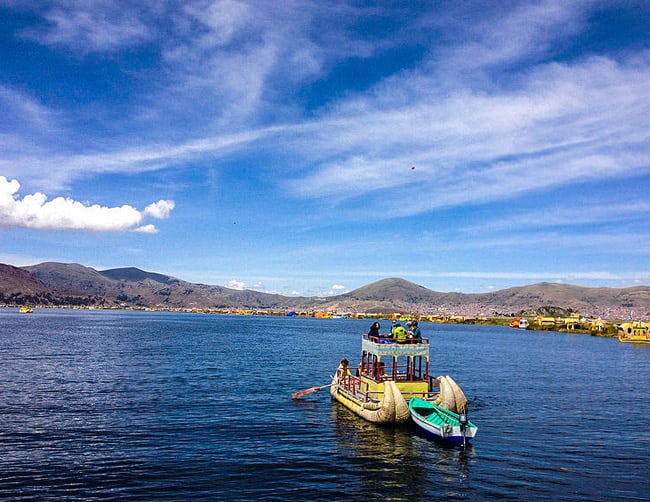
top-left (330, 403), bottom-right (475, 500)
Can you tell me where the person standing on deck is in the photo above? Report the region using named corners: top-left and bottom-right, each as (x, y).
top-left (368, 321), bottom-right (380, 339)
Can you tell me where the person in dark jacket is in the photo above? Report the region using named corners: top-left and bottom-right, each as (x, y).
top-left (368, 321), bottom-right (381, 339)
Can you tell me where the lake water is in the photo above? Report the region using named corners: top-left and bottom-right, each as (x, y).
top-left (0, 309), bottom-right (648, 500)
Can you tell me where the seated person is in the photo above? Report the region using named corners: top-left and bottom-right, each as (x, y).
top-left (407, 320), bottom-right (422, 342)
top-left (393, 325), bottom-right (407, 343)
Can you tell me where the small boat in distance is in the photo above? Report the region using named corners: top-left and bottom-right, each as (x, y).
top-left (19, 305), bottom-right (34, 314)
top-left (510, 318), bottom-right (529, 329)
top-left (618, 321), bottom-right (650, 344)
top-left (409, 397), bottom-right (478, 445)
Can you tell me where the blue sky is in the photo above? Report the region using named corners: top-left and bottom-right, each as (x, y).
top-left (1, 0), bottom-right (649, 296)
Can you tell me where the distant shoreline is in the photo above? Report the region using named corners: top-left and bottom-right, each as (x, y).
top-left (2, 304), bottom-right (623, 338)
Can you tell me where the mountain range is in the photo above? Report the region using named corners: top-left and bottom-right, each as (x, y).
top-left (1, 262), bottom-right (649, 319)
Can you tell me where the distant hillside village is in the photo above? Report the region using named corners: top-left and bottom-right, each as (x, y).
top-left (2, 262), bottom-right (648, 336)
top-left (4, 302), bottom-right (623, 338)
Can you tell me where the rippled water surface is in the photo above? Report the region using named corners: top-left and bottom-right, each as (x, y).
top-left (0, 310), bottom-right (648, 500)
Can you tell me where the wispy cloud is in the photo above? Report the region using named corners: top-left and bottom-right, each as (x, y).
top-left (22, 1), bottom-right (154, 53)
top-left (0, 127), bottom-right (279, 191)
top-left (430, 0), bottom-right (586, 77)
top-left (464, 201), bottom-right (650, 233)
top-left (0, 84), bottom-right (56, 130)
top-left (377, 270), bottom-right (649, 282)
top-left (286, 55), bottom-right (650, 217)
top-left (8, 1), bottom-right (649, 220)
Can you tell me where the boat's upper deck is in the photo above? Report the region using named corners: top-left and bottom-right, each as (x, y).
top-left (362, 334), bottom-right (430, 360)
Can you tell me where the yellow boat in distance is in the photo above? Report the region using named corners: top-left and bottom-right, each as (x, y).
top-left (19, 305), bottom-right (34, 313)
top-left (330, 332), bottom-right (471, 425)
top-left (618, 321), bottom-right (650, 344)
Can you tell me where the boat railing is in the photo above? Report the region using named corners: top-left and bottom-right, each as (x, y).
top-left (336, 366), bottom-right (440, 401)
top-left (337, 371), bottom-right (438, 401)
top-left (358, 362), bottom-right (430, 383)
top-left (364, 334), bottom-right (430, 345)
top-left (337, 372), bottom-right (381, 402)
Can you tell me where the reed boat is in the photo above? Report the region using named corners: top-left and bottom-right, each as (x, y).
top-left (409, 397), bottom-right (478, 445)
top-left (618, 322), bottom-right (650, 344)
top-left (329, 330), bottom-right (470, 425)
top-left (330, 334), bottom-right (437, 424)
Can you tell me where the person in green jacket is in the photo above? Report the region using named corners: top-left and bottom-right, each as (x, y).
top-left (393, 324), bottom-right (407, 343)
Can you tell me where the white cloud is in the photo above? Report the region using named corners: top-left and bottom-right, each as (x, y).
top-left (144, 200), bottom-right (175, 219)
top-left (327, 284), bottom-right (347, 295)
top-left (133, 224), bottom-right (158, 234)
top-left (228, 279), bottom-right (246, 290)
top-left (0, 176), bottom-right (174, 233)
